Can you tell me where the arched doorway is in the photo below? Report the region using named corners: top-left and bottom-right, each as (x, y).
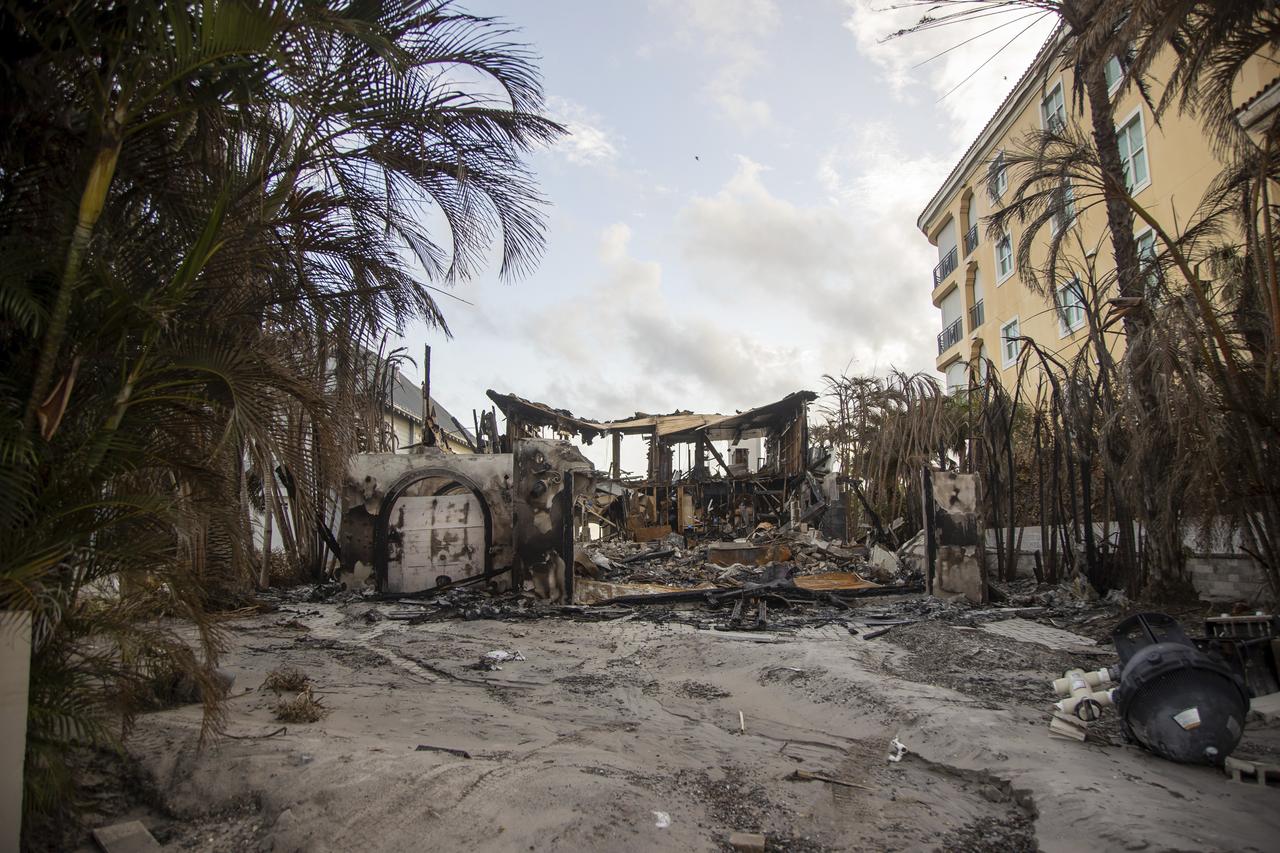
top-left (373, 468), bottom-right (494, 593)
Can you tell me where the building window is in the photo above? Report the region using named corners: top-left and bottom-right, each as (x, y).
top-left (1137, 228), bottom-right (1159, 301)
top-left (989, 151), bottom-right (1008, 199)
top-left (945, 361), bottom-right (968, 396)
top-left (1104, 56), bottom-right (1124, 95)
top-left (1117, 109), bottom-right (1150, 192)
top-left (1041, 81), bottom-right (1066, 131)
top-left (995, 232), bottom-right (1014, 282)
top-left (1051, 181), bottom-right (1076, 234)
top-left (1056, 278), bottom-right (1086, 335)
top-left (1001, 317), bottom-right (1021, 367)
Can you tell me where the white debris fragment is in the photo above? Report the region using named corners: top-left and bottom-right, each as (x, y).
top-left (476, 650), bottom-right (526, 670)
top-left (888, 737), bottom-right (907, 762)
top-left (652, 811), bottom-right (671, 828)
top-left (484, 649), bottom-right (525, 663)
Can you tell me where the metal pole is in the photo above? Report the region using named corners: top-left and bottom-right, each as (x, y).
top-left (422, 344), bottom-right (435, 446)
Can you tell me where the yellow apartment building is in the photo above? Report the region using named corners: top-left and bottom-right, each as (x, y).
top-left (919, 31), bottom-right (1279, 395)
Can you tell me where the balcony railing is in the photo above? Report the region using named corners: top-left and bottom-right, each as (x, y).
top-left (932, 246), bottom-right (959, 288)
top-left (937, 317), bottom-right (964, 355)
top-left (969, 299), bottom-right (985, 329)
top-left (963, 224), bottom-right (979, 256)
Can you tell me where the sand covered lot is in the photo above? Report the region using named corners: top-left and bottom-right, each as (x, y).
top-left (86, 601), bottom-right (1280, 852)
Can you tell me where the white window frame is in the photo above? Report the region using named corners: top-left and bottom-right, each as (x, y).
top-left (995, 232), bottom-right (1014, 284)
top-left (1116, 106), bottom-right (1151, 195)
top-left (1104, 55), bottom-right (1124, 97)
top-left (944, 361), bottom-right (968, 396)
top-left (1000, 317), bottom-right (1021, 368)
top-left (1055, 278), bottom-right (1086, 337)
top-left (990, 150), bottom-right (1008, 199)
top-left (1040, 78), bottom-right (1066, 132)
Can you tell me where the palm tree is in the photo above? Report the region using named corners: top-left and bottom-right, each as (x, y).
top-left (887, 0), bottom-right (1280, 595)
top-left (0, 0), bottom-right (562, 836)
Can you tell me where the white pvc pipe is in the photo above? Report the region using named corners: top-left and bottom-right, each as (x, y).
top-left (1052, 667), bottom-right (1113, 697)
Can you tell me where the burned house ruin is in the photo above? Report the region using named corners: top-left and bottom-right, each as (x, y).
top-left (486, 389), bottom-right (829, 542)
top-left (335, 389), bottom-right (833, 602)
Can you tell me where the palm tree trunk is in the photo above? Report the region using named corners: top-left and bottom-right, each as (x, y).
top-left (25, 123), bottom-right (124, 433)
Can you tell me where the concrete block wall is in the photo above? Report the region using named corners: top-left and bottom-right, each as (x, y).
top-left (983, 523), bottom-right (1273, 603)
top-left (1187, 555), bottom-right (1270, 604)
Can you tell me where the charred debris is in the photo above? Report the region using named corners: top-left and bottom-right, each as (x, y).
top-left (332, 386), bottom-right (1087, 635)
top-left (317, 387), bottom-right (1280, 771)
top-left (332, 388), bottom-right (929, 623)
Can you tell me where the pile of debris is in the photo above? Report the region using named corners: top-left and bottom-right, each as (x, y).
top-left (578, 524), bottom-right (919, 591)
top-left (568, 524), bottom-right (923, 627)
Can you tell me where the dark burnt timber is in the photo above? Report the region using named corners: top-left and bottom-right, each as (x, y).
top-left (594, 580), bottom-right (924, 608)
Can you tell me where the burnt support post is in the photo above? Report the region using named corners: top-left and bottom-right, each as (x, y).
top-left (561, 471), bottom-right (575, 604)
top-left (922, 467), bottom-right (936, 595)
top-left (611, 431), bottom-right (621, 479)
top-left (422, 344), bottom-right (436, 447)
top-left (705, 438), bottom-right (730, 475)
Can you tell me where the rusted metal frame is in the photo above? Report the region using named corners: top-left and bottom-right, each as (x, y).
top-left (371, 467), bottom-right (494, 593)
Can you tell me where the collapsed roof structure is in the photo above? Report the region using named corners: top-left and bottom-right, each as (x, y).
top-left (485, 389), bottom-right (828, 541)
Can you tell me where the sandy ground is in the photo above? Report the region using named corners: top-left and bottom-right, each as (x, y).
top-left (83, 600), bottom-right (1280, 852)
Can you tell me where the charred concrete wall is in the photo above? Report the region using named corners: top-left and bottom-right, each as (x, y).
top-left (511, 440), bottom-right (595, 602)
top-left (337, 439), bottom-right (593, 602)
top-left (338, 449), bottom-right (515, 593)
top-left (926, 470), bottom-right (986, 604)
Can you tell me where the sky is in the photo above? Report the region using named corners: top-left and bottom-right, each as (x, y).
top-left (394, 0), bottom-right (1058, 473)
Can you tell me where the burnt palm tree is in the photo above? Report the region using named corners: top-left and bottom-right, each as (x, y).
top-left (887, 0), bottom-right (1280, 595)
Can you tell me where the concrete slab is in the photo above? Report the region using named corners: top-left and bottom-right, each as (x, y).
top-left (977, 617), bottom-right (1098, 652)
top-left (91, 820), bottom-right (162, 853)
top-left (1248, 691), bottom-right (1280, 728)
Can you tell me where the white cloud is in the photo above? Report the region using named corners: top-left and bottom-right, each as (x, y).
top-left (677, 129), bottom-right (953, 375)
top-left (547, 96), bottom-right (619, 167)
top-left (842, 0), bottom-right (1059, 144)
top-left (650, 0), bottom-right (779, 130)
top-left (515, 221), bottom-right (819, 420)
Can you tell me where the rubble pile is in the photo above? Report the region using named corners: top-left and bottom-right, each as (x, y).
top-left (580, 524), bottom-right (919, 591)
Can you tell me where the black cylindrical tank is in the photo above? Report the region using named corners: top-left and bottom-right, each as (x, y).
top-left (1112, 613), bottom-right (1249, 765)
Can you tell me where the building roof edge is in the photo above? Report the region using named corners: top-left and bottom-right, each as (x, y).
top-left (916, 24), bottom-right (1065, 237)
